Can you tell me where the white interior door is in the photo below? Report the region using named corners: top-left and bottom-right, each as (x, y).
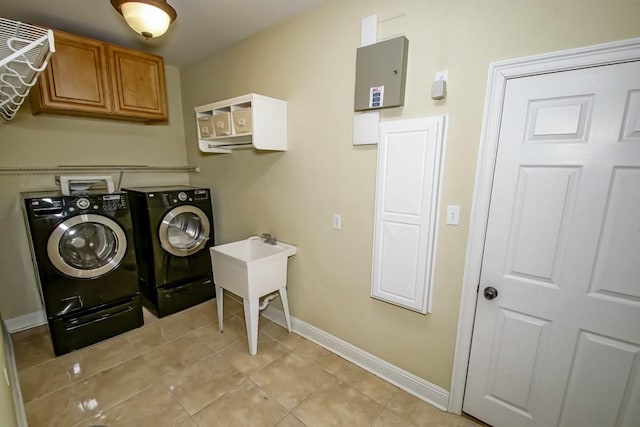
top-left (463, 61), bottom-right (640, 426)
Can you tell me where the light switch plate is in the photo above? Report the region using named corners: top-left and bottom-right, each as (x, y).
top-left (446, 205), bottom-right (460, 225)
top-left (332, 213), bottom-right (342, 230)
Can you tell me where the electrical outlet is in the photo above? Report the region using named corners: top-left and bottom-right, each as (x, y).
top-left (332, 213), bottom-right (342, 230)
top-left (435, 70), bottom-right (448, 82)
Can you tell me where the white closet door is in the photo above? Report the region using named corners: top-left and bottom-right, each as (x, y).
top-left (463, 60), bottom-right (640, 427)
top-left (371, 116), bottom-right (445, 313)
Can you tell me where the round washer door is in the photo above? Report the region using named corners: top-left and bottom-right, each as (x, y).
top-left (47, 214), bottom-right (127, 279)
top-left (158, 205), bottom-right (210, 257)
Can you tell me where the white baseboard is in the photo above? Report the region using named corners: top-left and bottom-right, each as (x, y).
top-left (2, 319), bottom-right (28, 426)
top-left (262, 306), bottom-right (450, 410)
top-left (4, 310), bottom-right (46, 333)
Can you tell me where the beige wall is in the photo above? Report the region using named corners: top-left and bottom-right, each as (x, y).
top-left (0, 66), bottom-right (189, 320)
top-left (181, 0), bottom-right (640, 390)
top-left (0, 321), bottom-right (18, 427)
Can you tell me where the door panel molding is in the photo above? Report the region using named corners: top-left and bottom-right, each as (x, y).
top-left (448, 37), bottom-right (640, 414)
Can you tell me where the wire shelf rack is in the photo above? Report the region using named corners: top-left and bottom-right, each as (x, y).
top-left (0, 18), bottom-right (55, 122)
top-left (0, 165), bottom-right (199, 175)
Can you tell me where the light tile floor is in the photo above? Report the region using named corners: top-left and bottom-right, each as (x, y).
top-left (11, 297), bottom-right (482, 427)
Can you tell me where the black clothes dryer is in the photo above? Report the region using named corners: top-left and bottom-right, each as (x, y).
top-left (22, 191), bottom-right (143, 356)
top-left (124, 186), bottom-right (215, 317)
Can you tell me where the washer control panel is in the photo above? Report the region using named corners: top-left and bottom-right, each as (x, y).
top-left (150, 189), bottom-right (210, 206)
top-left (26, 193), bottom-right (128, 217)
top-left (72, 194), bottom-right (127, 212)
top-left (64, 195), bottom-right (124, 211)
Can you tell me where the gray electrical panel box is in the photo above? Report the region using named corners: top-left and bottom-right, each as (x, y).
top-left (354, 36), bottom-right (409, 111)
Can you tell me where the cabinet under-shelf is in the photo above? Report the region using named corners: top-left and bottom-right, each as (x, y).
top-left (195, 93), bottom-right (287, 154)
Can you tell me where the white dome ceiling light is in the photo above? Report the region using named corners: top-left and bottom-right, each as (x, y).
top-left (110, 0), bottom-right (177, 39)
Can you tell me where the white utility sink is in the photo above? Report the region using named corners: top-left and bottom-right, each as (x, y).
top-left (210, 236), bottom-right (297, 355)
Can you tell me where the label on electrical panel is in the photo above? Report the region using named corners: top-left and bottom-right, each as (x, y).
top-left (369, 85), bottom-right (384, 108)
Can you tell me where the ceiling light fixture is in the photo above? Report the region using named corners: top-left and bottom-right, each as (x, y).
top-left (111, 0), bottom-right (177, 39)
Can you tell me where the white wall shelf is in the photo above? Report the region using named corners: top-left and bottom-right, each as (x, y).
top-left (0, 18), bottom-right (55, 122)
top-left (195, 93), bottom-right (287, 154)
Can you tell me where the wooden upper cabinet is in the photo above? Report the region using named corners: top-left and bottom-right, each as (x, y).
top-left (31, 31), bottom-right (112, 115)
top-left (31, 30), bottom-right (168, 123)
top-left (108, 45), bottom-right (167, 121)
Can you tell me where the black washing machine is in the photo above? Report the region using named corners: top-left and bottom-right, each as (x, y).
top-left (22, 191), bottom-right (143, 356)
top-left (124, 186), bottom-right (215, 317)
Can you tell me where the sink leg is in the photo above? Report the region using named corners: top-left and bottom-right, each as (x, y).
top-left (244, 298), bottom-right (259, 355)
top-left (215, 283), bottom-right (224, 333)
top-left (279, 287), bottom-right (292, 333)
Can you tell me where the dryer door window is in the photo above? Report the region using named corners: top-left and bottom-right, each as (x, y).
top-left (159, 205), bottom-right (211, 257)
top-left (47, 214), bottom-right (127, 279)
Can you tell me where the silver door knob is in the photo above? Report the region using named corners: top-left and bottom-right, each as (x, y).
top-left (484, 286), bottom-right (498, 300)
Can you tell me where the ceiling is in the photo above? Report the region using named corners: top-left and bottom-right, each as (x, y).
top-left (0, 0), bottom-right (325, 67)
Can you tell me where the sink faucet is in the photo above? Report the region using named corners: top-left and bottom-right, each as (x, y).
top-left (259, 233), bottom-right (277, 245)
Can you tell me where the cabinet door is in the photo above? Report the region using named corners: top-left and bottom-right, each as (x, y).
top-left (31, 30), bottom-right (112, 114)
top-left (107, 45), bottom-right (168, 121)
top-left (371, 116), bottom-right (445, 314)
